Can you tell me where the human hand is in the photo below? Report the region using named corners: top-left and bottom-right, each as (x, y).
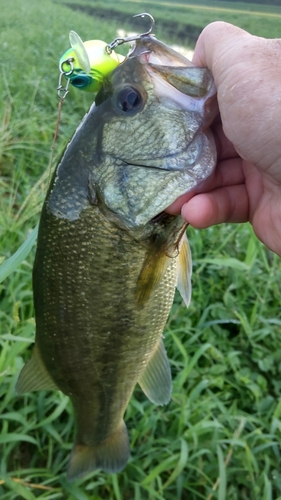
top-left (167, 22), bottom-right (281, 256)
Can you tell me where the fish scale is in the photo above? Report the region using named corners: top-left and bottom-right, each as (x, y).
top-left (34, 204), bottom-right (177, 418)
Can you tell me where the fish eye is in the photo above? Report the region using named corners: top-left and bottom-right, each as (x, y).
top-left (116, 87), bottom-right (142, 113)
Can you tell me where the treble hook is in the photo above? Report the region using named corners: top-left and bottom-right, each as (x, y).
top-left (106, 13), bottom-right (155, 54)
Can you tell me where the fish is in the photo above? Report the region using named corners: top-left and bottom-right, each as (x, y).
top-left (16, 35), bottom-right (217, 480)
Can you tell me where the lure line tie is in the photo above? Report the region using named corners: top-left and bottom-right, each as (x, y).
top-left (57, 57), bottom-right (74, 100)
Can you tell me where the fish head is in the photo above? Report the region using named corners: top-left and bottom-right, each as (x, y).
top-left (50, 36), bottom-right (217, 230)
top-left (91, 35), bottom-right (218, 228)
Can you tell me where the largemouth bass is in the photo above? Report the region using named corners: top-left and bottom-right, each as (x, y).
top-left (16, 35), bottom-right (217, 480)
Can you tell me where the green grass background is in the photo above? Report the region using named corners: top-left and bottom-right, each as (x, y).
top-left (1, 0), bottom-right (281, 498)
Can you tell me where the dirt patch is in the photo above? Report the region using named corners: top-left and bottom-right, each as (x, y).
top-left (63, 3), bottom-right (202, 45)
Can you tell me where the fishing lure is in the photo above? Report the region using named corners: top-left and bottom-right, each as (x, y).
top-left (58, 13), bottom-right (155, 96)
top-left (59, 31), bottom-right (123, 93)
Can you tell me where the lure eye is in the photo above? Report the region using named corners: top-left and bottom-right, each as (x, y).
top-left (116, 87), bottom-right (142, 113)
top-left (71, 75), bottom-right (92, 89)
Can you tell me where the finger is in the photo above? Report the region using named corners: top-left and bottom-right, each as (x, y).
top-left (192, 23), bottom-right (281, 175)
top-left (181, 184), bottom-right (249, 228)
top-left (192, 21), bottom-right (250, 75)
top-left (166, 157), bottom-right (245, 215)
top-left (212, 119), bottom-right (237, 161)
top-left (204, 157), bottom-right (245, 191)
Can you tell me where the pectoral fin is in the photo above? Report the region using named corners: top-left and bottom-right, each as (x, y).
top-left (16, 343), bottom-right (58, 394)
top-left (136, 249), bottom-right (170, 306)
top-left (138, 338), bottom-right (172, 405)
top-left (177, 233), bottom-right (192, 308)
top-left (136, 215), bottom-right (188, 306)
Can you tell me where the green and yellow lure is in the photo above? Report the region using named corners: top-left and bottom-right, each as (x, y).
top-left (59, 31), bottom-right (124, 93)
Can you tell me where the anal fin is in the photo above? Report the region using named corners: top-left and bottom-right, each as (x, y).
top-left (16, 343), bottom-right (58, 394)
top-left (67, 421), bottom-right (130, 481)
top-left (138, 338), bottom-right (172, 405)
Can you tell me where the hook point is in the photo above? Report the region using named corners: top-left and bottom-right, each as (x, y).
top-left (132, 12), bottom-right (155, 35)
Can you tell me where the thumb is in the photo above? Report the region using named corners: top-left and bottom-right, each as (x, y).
top-left (192, 21), bottom-right (252, 76)
top-left (192, 22), bottom-right (281, 174)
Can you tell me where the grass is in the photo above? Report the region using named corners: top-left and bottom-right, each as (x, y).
top-left (1, 0), bottom-right (281, 498)
top-left (60, 0), bottom-right (281, 44)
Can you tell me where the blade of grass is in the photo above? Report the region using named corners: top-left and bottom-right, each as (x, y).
top-left (0, 225), bottom-right (38, 283)
top-left (163, 438), bottom-right (188, 489)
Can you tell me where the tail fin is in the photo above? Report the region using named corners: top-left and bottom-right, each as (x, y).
top-left (67, 421), bottom-right (130, 481)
